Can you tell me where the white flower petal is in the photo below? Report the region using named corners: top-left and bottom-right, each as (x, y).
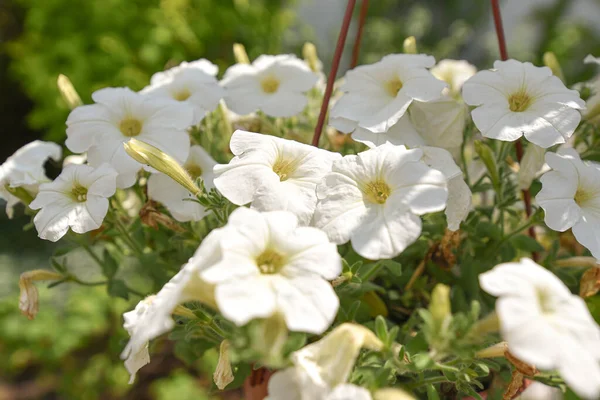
top-left (215, 277), bottom-right (277, 326)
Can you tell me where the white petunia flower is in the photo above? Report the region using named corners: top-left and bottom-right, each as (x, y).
top-left (200, 207), bottom-right (341, 334)
top-left (148, 145), bottom-right (216, 222)
top-left (517, 144), bottom-right (548, 190)
top-left (0, 141), bottom-right (62, 218)
top-left (462, 59), bottom-right (585, 148)
top-left (313, 144), bottom-right (448, 259)
top-left (66, 87), bottom-right (193, 188)
top-left (123, 296), bottom-right (154, 383)
top-left (29, 164), bottom-right (117, 241)
top-left (431, 59), bottom-right (477, 98)
top-left (221, 55), bottom-right (319, 117)
top-left (213, 130), bottom-right (341, 225)
top-left (479, 258), bottom-right (600, 399)
top-left (536, 148), bottom-right (600, 259)
top-left (142, 59), bottom-right (224, 125)
top-left (121, 229), bottom-right (221, 379)
top-left (329, 54), bottom-right (446, 135)
top-left (266, 323), bottom-right (382, 400)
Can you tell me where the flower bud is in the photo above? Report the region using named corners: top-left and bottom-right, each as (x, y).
top-left (214, 340), bottom-right (234, 390)
top-left (19, 270), bottom-right (62, 320)
top-left (57, 74), bottom-right (83, 110)
top-left (517, 144), bottom-right (546, 190)
top-left (252, 313), bottom-right (288, 366)
top-left (123, 138), bottom-right (201, 196)
top-left (430, 284), bottom-right (451, 327)
top-left (302, 42), bottom-right (322, 73)
top-left (475, 341), bottom-right (507, 358)
top-left (233, 43), bottom-right (250, 64)
top-left (292, 323), bottom-right (383, 388)
top-left (474, 141), bottom-right (500, 191)
top-left (403, 36), bottom-right (417, 54)
top-left (543, 52), bottom-right (565, 83)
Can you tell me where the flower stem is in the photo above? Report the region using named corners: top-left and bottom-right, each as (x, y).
top-left (490, 0), bottom-right (538, 261)
top-left (311, 0), bottom-right (357, 147)
top-left (351, 0), bottom-right (369, 68)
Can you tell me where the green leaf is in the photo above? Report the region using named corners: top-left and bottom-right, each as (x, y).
top-left (375, 315), bottom-right (388, 341)
top-left (51, 258), bottom-right (67, 274)
top-left (102, 249), bottom-right (118, 278)
top-left (380, 259), bottom-right (403, 276)
top-left (426, 384), bottom-right (441, 400)
top-left (509, 235), bottom-right (544, 252)
top-left (107, 279), bottom-right (129, 300)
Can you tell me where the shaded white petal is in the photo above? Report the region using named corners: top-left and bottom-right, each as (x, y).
top-left (215, 277), bottom-right (277, 326)
top-left (572, 213), bottom-right (600, 260)
top-left (445, 176), bottom-right (472, 231)
top-left (273, 276), bottom-right (339, 334)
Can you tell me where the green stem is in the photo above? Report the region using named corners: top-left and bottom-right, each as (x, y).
top-left (360, 262), bottom-right (385, 281)
top-left (112, 217), bottom-right (144, 256)
top-left (70, 277), bottom-right (107, 286)
top-left (405, 376), bottom-right (449, 390)
top-left (81, 243), bottom-right (103, 268)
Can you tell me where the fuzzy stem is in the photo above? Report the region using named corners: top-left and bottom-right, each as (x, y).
top-left (490, 0), bottom-right (538, 261)
top-left (311, 0), bottom-right (356, 147)
top-left (351, 0), bottom-right (369, 68)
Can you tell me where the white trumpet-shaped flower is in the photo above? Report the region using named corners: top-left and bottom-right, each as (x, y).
top-left (462, 60), bottom-right (585, 148)
top-left (122, 207), bottom-right (341, 378)
top-left (200, 207), bottom-right (341, 334)
top-left (142, 59), bottom-right (224, 125)
top-left (329, 54), bottom-right (446, 135)
top-left (536, 148), bottom-right (600, 260)
top-left (266, 323), bottom-right (382, 400)
top-left (148, 145), bottom-right (216, 222)
top-left (313, 144), bottom-right (448, 259)
top-left (479, 258), bottom-right (600, 399)
top-left (0, 141), bottom-right (62, 218)
top-left (431, 59), bottom-right (477, 98)
top-left (213, 130), bottom-right (341, 225)
top-left (29, 163), bottom-right (117, 241)
top-left (66, 87), bottom-right (193, 188)
top-left (221, 55), bottom-right (318, 117)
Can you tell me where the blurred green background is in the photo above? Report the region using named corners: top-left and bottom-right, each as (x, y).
top-left (1, 0), bottom-right (600, 398)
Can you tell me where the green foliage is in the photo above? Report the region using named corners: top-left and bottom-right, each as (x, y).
top-left (7, 0), bottom-right (295, 142)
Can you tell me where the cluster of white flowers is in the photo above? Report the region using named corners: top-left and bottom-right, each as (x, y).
top-left (5, 43), bottom-right (600, 399)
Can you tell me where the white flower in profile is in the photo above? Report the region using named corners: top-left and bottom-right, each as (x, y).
top-left (266, 323), bottom-right (382, 400)
top-left (536, 148), bottom-right (600, 259)
top-left (0, 141), bottom-right (62, 218)
top-left (122, 296), bottom-right (154, 383)
top-left (462, 60), bottom-right (585, 148)
top-left (329, 54), bottom-right (446, 135)
top-left (517, 144), bottom-right (548, 190)
top-left (213, 130), bottom-right (341, 226)
top-left (29, 163), bottom-right (117, 242)
top-left (66, 87), bottom-right (193, 188)
top-left (121, 228), bottom-right (221, 381)
top-left (148, 145), bottom-right (216, 222)
top-left (419, 147), bottom-right (472, 231)
top-left (142, 59), bottom-right (224, 125)
top-left (431, 59), bottom-right (477, 98)
top-left (479, 258), bottom-right (600, 399)
top-left (221, 55), bottom-right (318, 117)
top-left (200, 207), bottom-right (341, 334)
top-left (313, 144), bottom-right (448, 259)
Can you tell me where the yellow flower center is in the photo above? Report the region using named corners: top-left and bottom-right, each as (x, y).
top-left (174, 89), bottom-right (192, 101)
top-left (272, 158), bottom-right (296, 181)
top-left (536, 288), bottom-right (554, 315)
top-left (575, 187), bottom-right (595, 207)
top-left (385, 77), bottom-right (403, 97)
top-left (364, 180), bottom-right (391, 204)
top-left (186, 164), bottom-right (203, 180)
top-left (256, 249), bottom-right (285, 274)
top-left (508, 89), bottom-right (533, 112)
top-left (261, 76), bottom-right (280, 94)
top-left (119, 118), bottom-right (142, 137)
top-left (71, 184), bottom-right (88, 202)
